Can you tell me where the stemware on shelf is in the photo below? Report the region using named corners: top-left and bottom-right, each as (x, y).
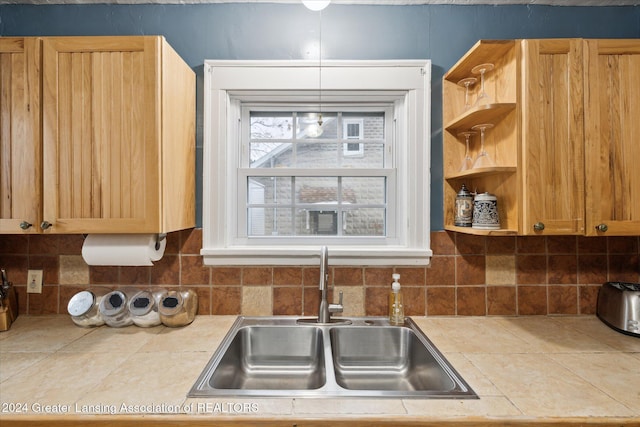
top-left (471, 123), bottom-right (495, 168)
top-left (471, 63), bottom-right (495, 106)
top-left (457, 131), bottom-right (477, 172)
top-left (457, 77), bottom-right (477, 111)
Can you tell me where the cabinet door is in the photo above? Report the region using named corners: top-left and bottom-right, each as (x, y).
top-left (0, 38), bottom-right (41, 234)
top-left (42, 37), bottom-right (161, 233)
top-left (584, 39), bottom-right (640, 236)
top-left (520, 39), bottom-right (585, 235)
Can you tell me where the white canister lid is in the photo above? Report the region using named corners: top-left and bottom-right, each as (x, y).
top-left (67, 290), bottom-right (95, 317)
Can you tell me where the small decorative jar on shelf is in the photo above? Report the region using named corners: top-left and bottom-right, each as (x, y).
top-left (472, 192), bottom-right (500, 230)
top-left (454, 183), bottom-right (474, 227)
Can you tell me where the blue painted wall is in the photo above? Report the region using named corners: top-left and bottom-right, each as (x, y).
top-left (1, 3), bottom-right (638, 229)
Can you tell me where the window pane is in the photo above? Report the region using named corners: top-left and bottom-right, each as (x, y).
top-left (342, 143), bottom-right (385, 167)
top-left (296, 209), bottom-right (338, 236)
top-left (297, 113), bottom-right (337, 140)
top-left (296, 177), bottom-right (339, 204)
top-left (343, 112), bottom-right (385, 139)
top-left (343, 208), bottom-right (385, 236)
top-left (247, 208), bottom-right (294, 236)
top-left (250, 142), bottom-right (293, 168)
top-left (296, 142), bottom-right (339, 168)
top-left (342, 177), bottom-right (386, 204)
top-left (250, 113), bottom-right (293, 140)
top-left (248, 176), bottom-right (292, 204)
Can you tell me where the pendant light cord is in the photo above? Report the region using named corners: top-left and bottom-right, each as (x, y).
top-left (318, 9), bottom-right (323, 126)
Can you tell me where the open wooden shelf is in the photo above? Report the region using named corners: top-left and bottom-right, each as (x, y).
top-left (445, 166), bottom-right (516, 180)
top-left (444, 225), bottom-right (518, 236)
top-left (444, 40), bottom-right (516, 83)
top-left (445, 103), bottom-right (516, 134)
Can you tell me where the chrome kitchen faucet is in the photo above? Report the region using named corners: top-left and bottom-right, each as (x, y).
top-left (317, 246), bottom-right (344, 324)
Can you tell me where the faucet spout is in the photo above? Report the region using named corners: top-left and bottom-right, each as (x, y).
top-left (317, 246), bottom-right (343, 324)
top-left (319, 246), bottom-right (328, 292)
top-left (318, 246), bottom-right (330, 323)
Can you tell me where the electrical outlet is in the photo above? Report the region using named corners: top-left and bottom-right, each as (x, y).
top-left (27, 270), bottom-right (43, 294)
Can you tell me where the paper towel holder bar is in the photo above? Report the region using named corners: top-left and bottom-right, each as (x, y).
top-left (155, 234), bottom-right (167, 251)
top-left (80, 233), bottom-right (166, 250)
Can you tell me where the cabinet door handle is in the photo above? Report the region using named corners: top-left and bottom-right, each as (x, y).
top-left (40, 221), bottom-right (53, 230)
top-left (19, 221), bottom-right (33, 230)
top-left (533, 222), bottom-right (545, 232)
top-left (595, 223), bottom-right (608, 233)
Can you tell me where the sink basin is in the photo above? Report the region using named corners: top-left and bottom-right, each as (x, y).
top-left (209, 326), bottom-right (325, 390)
top-left (189, 316), bottom-right (477, 399)
top-left (330, 327), bottom-right (456, 392)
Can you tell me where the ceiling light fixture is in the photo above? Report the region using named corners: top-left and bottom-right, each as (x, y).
top-left (302, 0), bottom-right (331, 11)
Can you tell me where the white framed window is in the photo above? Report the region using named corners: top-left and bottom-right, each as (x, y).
top-left (202, 60), bottom-right (432, 265)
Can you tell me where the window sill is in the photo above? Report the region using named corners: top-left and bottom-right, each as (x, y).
top-left (201, 246), bottom-right (432, 266)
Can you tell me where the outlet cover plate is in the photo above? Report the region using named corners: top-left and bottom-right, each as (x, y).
top-left (27, 270), bottom-right (43, 294)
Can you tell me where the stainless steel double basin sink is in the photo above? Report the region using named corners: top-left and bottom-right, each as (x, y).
top-left (189, 316), bottom-right (477, 399)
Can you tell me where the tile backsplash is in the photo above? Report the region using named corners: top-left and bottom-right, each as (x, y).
top-left (0, 230), bottom-right (638, 317)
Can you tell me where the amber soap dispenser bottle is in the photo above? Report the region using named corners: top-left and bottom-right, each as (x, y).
top-left (389, 273), bottom-right (405, 325)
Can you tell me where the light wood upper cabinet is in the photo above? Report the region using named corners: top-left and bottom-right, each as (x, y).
top-left (0, 38), bottom-right (41, 234)
top-left (1, 36), bottom-right (195, 234)
top-left (520, 39), bottom-right (585, 235)
top-left (443, 38), bottom-right (640, 236)
top-left (583, 39), bottom-right (640, 236)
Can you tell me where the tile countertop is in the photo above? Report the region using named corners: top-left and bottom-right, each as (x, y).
top-left (0, 315), bottom-right (639, 427)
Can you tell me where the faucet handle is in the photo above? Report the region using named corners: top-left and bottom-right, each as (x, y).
top-left (329, 291), bottom-right (344, 314)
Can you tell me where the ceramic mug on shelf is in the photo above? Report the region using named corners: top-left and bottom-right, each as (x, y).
top-left (472, 192), bottom-right (500, 230)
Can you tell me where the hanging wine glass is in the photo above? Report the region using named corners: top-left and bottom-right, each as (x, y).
top-left (471, 123), bottom-right (495, 168)
top-left (457, 77), bottom-right (477, 111)
top-left (471, 63), bottom-right (495, 106)
top-left (457, 131), bottom-right (477, 172)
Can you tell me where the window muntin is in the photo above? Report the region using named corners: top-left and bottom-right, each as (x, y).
top-left (243, 107), bottom-right (391, 239)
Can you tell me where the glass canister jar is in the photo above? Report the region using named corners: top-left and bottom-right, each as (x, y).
top-left (99, 287), bottom-right (139, 327)
top-left (67, 287), bottom-right (110, 327)
top-left (159, 289), bottom-right (198, 327)
top-left (128, 289), bottom-right (166, 327)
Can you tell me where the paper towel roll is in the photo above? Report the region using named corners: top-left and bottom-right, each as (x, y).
top-left (81, 234), bottom-right (166, 266)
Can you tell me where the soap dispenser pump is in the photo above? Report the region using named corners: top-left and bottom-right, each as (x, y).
top-left (389, 273), bottom-right (405, 325)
